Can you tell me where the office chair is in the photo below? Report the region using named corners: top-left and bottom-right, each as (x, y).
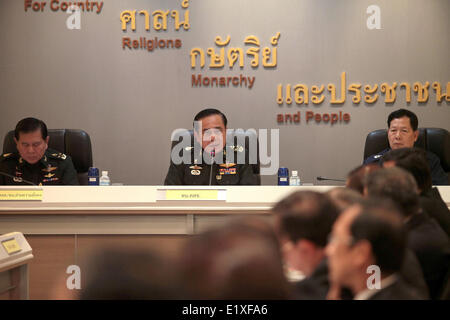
top-left (3, 129), bottom-right (93, 185)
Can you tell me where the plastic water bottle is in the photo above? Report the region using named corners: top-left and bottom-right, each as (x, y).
top-left (87, 167), bottom-right (99, 185)
top-left (278, 167), bottom-right (289, 186)
top-left (289, 170), bottom-right (301, 186)
top-left (99, 171), bottom-right (111, 186)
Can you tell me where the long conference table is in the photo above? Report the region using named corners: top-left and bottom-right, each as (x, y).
top-left (1, 185), bottom-right (449, 299)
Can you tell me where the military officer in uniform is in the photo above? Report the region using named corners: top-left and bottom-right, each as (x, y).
top-left (364, 109), bottom-right (448, 185)
top-left (0, 118), bottom-right (79, 185)
top-left (164, 108), bottom-right (260, 185)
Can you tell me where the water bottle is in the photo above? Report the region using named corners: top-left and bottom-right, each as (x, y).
top-left (99, 171), bottom-right (111, 186)
top-left (88, 167), bottom-right (99, 185)
top-left (289, 170), bottom-right (301, 186)
top-left (278, 167), bottom-right (289, 186)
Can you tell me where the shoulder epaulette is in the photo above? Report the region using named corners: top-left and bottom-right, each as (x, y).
top-left (1, 153), bottom-right (14, 161)
top-left (49, 152), bottom-right (67, 160)
top-left (227, 145), bottom-right (245, 153)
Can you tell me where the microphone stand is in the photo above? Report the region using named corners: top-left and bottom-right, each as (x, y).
top-left (208, 150), bottom-right (215, 186)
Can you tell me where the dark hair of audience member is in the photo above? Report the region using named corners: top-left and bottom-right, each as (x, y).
top-left (365, 167), bottom-right (420, 217)
top-left (350, 198), bottom-right (407, 275)
top-left (178, 218), bottom-right (290, 299)
top-left (80, 247), bottom-right (183, 299)
top-left (346, 164), bottom-right (381, 194)
top-left (272, 191), bottom-right (340, 247)
top-left (326, 187), bottom-right (364, 213)
top-left (381, 147), bottom-right (433, 192)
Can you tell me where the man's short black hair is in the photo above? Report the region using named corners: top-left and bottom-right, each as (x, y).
top-left (14, 117), bottom-right (48, 140)
top-left (350, 198), bottom-right (406, 275)
top-left (381, 148), bottom-right (432, 192)
top-left (193, 108), bottom-right (228, 127)
top-left (387, 109), bottom-right (418, 131)
top-left (272, 191), bottom-right (340, 247)
top-left (365, 167), bottom-right (420, 217)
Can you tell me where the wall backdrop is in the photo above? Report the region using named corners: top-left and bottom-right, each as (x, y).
top-left (1, 0), bottom-right (449, 185)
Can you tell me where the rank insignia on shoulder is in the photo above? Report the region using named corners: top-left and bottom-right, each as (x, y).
top-left (229, 145), bottom-right (244, 152)
top-left (52, 153), bottom-right (67, 160)
top-left (189, 165), bottom-right (203, 170)
top-left (219, 163), bottom-right (236, 168)
top-left (191, 170), bottom-right (201, 176)
top-left (374, 155), bottom-right (382, 159)
top-left (2, 153), bottom-right (12, 158)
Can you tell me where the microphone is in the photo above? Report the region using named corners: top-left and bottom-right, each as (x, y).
top-left (0, 171), bottom-right (37, 186)
top-left (209, 150), bottom-right (215, 186)
top-left (316, 176), bottom-right (345, 183)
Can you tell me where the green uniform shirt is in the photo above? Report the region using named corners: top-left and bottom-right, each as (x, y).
top-left (0, 148), bottom-right (79, 186)
top-left (164, 145), bottom-right (260, 185)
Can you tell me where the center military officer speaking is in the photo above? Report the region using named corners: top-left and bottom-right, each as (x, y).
top-left (164, 108), bottom-right (260, 185)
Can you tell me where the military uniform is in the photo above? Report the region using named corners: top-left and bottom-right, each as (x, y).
top-left (364, 148), bottom-right (448, 185)
top-left (164, 144), bottom-right (260, 185)
top-left (0, 148), bottom-right (79, 186)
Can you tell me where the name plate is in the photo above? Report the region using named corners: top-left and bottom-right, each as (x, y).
top-left (0, 189), bottom-right (43, 201)
top-left (1, 238), bottom-right (22, 255)
top-left (157, 189), bottom-right (227, 201)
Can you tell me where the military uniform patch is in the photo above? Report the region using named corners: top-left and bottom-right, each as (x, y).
top-left (219, 168), bottom-right (237, 175)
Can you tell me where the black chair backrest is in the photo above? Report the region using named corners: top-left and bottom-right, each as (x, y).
top-left (363, 128), bottom-right (450, 172)
top-left (170, 129), bottom-right (260, 181)
top-left (3, 129), bottom-right (93, 185)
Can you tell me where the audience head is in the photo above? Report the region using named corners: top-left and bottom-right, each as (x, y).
top-left (272, 191), bottom-right (340, 276)
top-left (326, 187), bottom-right (364, 213)
top-left (364, 167), bottom-right (420, 217)
top-left (80, 247), bottom-right (182, 299)
top-left (326, 199), bottom-right (406, 295)
top-left (381, 147), bottom-right (432, 192)
top-left (179, 218), bottom-right (290, 299)
top-left (346, 164), bottom-right (381, 194)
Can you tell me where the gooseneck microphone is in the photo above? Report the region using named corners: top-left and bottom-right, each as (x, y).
top-left (0, 171), bottom-right (37, 186)
top-left (209, 150), bottom-right (215, 186)
top-left (316, 176), bottom-right (345, 183)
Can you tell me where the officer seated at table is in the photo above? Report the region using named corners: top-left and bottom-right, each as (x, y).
top-left (364, 108), bottom-right (448, 185)
top-left (0, 117), bottom-right (78, 185)
top-left (164, 108), bottom-right (260, 185)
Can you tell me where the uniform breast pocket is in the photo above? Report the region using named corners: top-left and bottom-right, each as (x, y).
top-left (218, 172), bottom-right (240, 185)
